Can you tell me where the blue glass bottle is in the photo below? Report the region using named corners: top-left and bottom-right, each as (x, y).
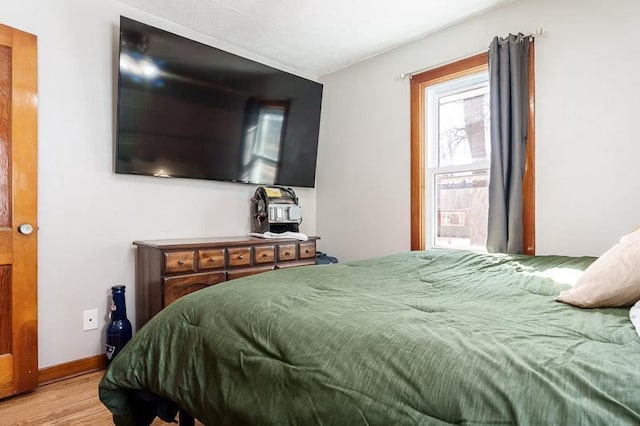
top-left (106, 285), bottom-right (132, 363)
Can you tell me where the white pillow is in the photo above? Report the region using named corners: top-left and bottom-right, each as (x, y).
top-left (556, 229), bottom-right (640, 308)
top-left (630, 300), bottom-right (640, 338)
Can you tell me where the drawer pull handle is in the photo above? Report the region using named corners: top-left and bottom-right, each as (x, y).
top-left (209, 257), bottom-right (216, 262)
top-left (238, 255), bottom-right (244, 260)
top-left (262, 253), bottom-right (268, 257)
top-left (305, 249), bottom-right (310, 253)
top-left (284, 252), bottom-right (290, 256)
top-left (178, 260), bottom-right (185, 265)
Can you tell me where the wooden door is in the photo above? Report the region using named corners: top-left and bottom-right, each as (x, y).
top-left (0, 23), bottom-right (38, 398)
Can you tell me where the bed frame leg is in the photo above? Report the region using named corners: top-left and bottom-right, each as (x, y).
top-left (179, 409), bottom-right (195, 426)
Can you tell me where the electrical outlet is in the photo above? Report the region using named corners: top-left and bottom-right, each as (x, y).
top-left (83, 309), bottom-right (98, 331)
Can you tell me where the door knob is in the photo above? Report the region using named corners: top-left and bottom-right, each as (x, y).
top-left (18, 223), bottom-right (34, 235)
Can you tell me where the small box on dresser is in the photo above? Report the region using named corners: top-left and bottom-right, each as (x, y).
top-left (133, 236), bottom-right (319, 330)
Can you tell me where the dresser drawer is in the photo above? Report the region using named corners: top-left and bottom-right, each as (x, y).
top-left (228, 265), bottom-right (275, 280)
top-left (228, 247), bottom-right (251, 267)
top-left (276, 259), bottom-right (316, 269)
top-left (198, 249), bottom-right (225, 270)
top-left (298, 242), bottom-right (316, 259)
top-left (277, 243), bottom-right (297, 261)
top-left (163, 271), bottom-right (226, 306)
top-left (164, 250), bottom-right (196, 273)
top-left (254, 245), bottom-right (275, 264)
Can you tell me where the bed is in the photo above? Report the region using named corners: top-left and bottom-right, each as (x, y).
top-left (99, 249), bottom-right (640, 425)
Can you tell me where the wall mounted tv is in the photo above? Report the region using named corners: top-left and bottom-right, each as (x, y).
top-left (115, 17), bottom-right (323, 188)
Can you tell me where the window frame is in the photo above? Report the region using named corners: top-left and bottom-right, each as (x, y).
top-left (425, 71), bottom-right (490, 250)
top-left (410, 48), bottom-right (536, 254)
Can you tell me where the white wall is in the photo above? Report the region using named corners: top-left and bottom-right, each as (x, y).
top-left (2, 0), bottom-right (317, 368)
top-left (316, 0), bottom-right (640, 262)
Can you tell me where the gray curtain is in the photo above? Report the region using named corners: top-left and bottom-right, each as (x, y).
top-left (486, 33), bottom-right (530, 254)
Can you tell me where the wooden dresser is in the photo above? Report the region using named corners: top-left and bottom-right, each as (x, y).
top-left (133, 236), bottom-right (319, 329)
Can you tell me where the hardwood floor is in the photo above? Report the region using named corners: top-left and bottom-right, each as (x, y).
top-left (0, 371), bottom-right (201, 425)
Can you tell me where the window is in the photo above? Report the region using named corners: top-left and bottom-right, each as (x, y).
top-left (410, 52), bottom-right (535, 253)
top-left (427, 72), bottom-right (490, 250)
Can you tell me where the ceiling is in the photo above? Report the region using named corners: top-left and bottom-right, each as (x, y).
top-left (118, 0), bottom-right (515, 78)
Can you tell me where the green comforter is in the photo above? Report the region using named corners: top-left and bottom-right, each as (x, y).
top-left (99, 249), bottom-right (640, 425)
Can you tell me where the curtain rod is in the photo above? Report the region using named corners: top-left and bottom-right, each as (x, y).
top-left (399, 28), bottom-right (543, 80)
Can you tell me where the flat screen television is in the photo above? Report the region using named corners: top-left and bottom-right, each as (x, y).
top-left (115, 17), bottom-right (323, 188)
